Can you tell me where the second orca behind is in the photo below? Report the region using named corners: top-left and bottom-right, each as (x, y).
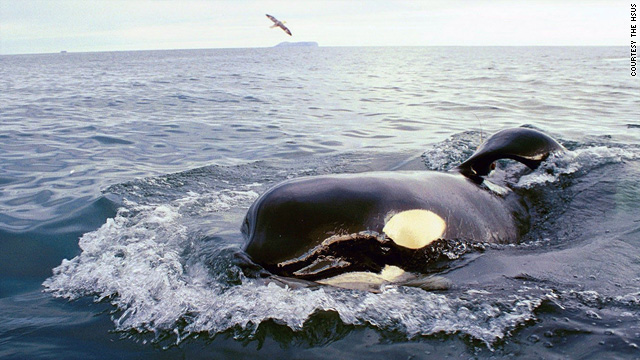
top-left (241, 127), bottom-right (565, 289)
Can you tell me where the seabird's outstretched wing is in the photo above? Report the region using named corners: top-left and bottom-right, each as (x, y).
top-left (266, 14), bottom-right (292, 36)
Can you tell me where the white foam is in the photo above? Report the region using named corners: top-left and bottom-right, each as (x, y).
top-left (44, 189), bottom-right (551, 345)
top-left (44, 142), bottom-right (639, 346)
top-left (43, 167), bottom-right (557, 346)
top-left (513, 146), bottom-right (639, 189)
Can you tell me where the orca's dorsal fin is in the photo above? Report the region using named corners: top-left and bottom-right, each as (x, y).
top-left (457, 127), bottom-right (565, 182)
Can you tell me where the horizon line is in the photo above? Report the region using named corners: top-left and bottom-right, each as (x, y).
top-left (0, 44), bottom-right (628, 57)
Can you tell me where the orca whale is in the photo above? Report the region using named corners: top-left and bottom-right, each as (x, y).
top-left (241, 127), bottom-right (565, 289)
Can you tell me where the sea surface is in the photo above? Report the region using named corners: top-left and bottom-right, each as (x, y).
top-left (1, 47), bottom-right (639, 359)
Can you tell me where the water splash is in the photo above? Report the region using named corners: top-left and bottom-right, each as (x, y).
top-left (513, 145), bottom-right (639, 189)
top-left (43, 178), bottom-right (553, 347)
top-left (43, 134), bottom-right (640, 348)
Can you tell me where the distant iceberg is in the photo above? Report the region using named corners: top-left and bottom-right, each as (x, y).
top-left (274, 41), bottom-right (319, 47)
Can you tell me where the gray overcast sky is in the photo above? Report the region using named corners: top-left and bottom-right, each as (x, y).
top-left (0, 0), bottom-right (629, 55)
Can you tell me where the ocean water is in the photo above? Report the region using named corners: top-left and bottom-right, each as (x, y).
top-left (1, 47), bottom-right (639, 359)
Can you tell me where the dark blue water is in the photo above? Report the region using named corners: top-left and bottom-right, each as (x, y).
top-left (1, 47), bottom-right (639, 359)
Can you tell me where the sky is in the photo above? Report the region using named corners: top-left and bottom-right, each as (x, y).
top-left (0, 0), bottom-right (630, 55)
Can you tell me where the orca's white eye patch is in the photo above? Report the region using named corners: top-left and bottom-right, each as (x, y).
top-left (383, 209), bottom-right (446, 249)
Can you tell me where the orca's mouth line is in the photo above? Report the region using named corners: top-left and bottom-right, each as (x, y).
top-left (266, 231), bottom-right (478, 281)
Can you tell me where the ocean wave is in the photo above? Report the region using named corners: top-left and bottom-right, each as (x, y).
top-left (43, 191), bottom-right (552, 346)
top-left (42, 156), bottom-right (559, 347)
top-left (40, 125), bottom-right (640, 349)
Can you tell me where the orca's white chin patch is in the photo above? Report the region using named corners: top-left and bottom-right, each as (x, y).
top-left (315, 265), bottom-right (452, 292)
top-left (382, 209), bottom-right (446, 249)
top-left (316, 265), bottom-right (408, 291)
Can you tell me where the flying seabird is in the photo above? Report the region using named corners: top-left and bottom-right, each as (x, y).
top-left (266, 14), bottom-right (292, 36)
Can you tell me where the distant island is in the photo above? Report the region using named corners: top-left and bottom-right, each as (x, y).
top-left (274, 42), bottom-right (319, 48)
